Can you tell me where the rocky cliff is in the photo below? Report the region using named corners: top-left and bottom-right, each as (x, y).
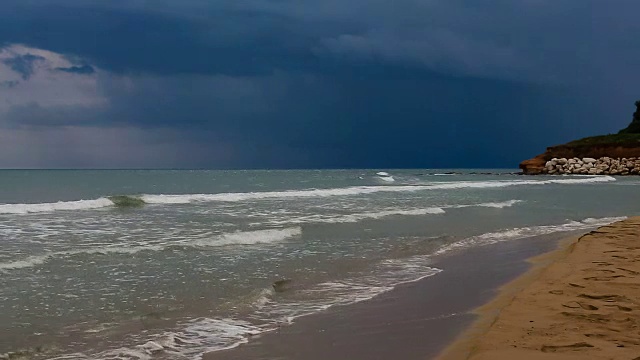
top-left (520, 100), bottom-right (640, 175)
top-left (520, 141), bottom-right (640, 174)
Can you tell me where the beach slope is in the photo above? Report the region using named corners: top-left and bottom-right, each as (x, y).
top-left (441, 217), bottom-right (640, 360)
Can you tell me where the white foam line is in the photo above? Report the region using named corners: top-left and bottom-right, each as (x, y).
top-left (433, 216), bottom-right (627, 256)
top-left (0, 198), bottom-right (114, 214)
top-left (48, 318), bottom-right (267, 360)
top-left (0, 176), bottom-right (615, 214)
top-left (140, 176), bottom-right (614, 204)
top-left (452, 199), bottom-right (523, 209)
top-left (188, 227), bottom-right (301, 247)
top-left (0, 227), bottom-right (302, 271)
top-left (256, 200), bottom-right (522, 226)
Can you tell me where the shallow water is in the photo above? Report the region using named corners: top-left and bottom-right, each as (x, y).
top-left (0, 169), bottom-right (635, 359)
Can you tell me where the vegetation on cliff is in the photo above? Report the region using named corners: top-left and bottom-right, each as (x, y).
top-left (520, 100), bottom-right (640, 174)
top-left (561, 100), bottom-right (640, 149)
top-left (566, 133), bottom-right (640, 148)
top-left (619, 100), bottom-right (640, 134)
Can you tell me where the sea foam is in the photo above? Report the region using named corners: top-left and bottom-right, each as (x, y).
top-left (0, 176), bottom-right (615, 214)
top-left (433, 216), bottom-right (627, 256)
top-left (0, 227), bottom-right (301, 271)
top-left (258, 200), bottom-right (522, 226)
top-left (0, 198), bottom-right (114, 214)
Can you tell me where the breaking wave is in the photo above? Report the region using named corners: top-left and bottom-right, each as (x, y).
top-left (0, 195), bottom-right (145, 214)
top-left (141, 176), bottom-right (613, 204)
top-left (0, 198), bottom-right (114, 214)
top-left (0, 227), bottom-right (301, 271)
top-left (258, 200), bottom-right (522, 226)
top-left (453, 199), bottom-right (523, 209)
top-left (108, 195), bottom-right (146, 208)
top-left (0, 176), bottom-right (614, 214)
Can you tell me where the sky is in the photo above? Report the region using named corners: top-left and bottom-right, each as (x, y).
top-left (0, 0), bottom-right (639, 169)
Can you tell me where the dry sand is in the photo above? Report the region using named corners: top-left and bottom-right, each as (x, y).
top-left (439, 217), bottom-right (640, 360)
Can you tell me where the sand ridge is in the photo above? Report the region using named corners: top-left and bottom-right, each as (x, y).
top-left (440, 217), bottom-right (640, 360)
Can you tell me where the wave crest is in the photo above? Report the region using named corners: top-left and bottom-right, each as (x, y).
top-left (0, 175), bottom-right (615, 214)
top-left (0, 227), bottom-right (301, 271)
top-left (108, 195), bottom-right (146, 208)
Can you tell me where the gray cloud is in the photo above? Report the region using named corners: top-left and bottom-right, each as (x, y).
top-left (0, 1), bottom-right (639, 168)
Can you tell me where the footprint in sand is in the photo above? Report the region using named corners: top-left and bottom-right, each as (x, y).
top-left (540, 342), bottom-right (594, 353)
top-left (592, 261), bottom-right (614, 266)
top-left (616, 267), bottom-right (640, 276)
top-left (611, 255), bottom-right (629, 260)
top-left (560, 312), bottom-right (609, 323)
top-left (583, 275), bottom-right (626, 281)
top-left (604, 304), bottom-right (633, 312)
top-left (579, 293), bottom-right (627, 301)
top-left (562, 301), bottom-right (598, 310)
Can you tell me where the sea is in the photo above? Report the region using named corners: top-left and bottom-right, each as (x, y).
top-left (0, 169), bottom-right (636, 359)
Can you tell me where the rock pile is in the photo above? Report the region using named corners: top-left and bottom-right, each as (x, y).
top-left (543, 157), bottom-right (640, 175)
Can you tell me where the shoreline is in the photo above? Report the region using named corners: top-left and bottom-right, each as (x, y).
top-left (203, 231), bottom-right (579, 360)
top-left (439, 216), bottom-right (640, 360)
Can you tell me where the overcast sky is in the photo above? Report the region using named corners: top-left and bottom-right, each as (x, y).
top-left (0, 0), bottom-right (638, 169)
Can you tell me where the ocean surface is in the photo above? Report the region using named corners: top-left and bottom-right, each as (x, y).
top-left (0, 169), bottom-right (635, 359)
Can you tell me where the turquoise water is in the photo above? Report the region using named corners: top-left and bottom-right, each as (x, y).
top-left (0, 169), bottom-right (636, 359)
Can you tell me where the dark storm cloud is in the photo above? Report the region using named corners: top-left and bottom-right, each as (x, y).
top-left (56, 65), bottom-right (95, 75)
top-left (0, 0), bottom-right (639, 168)
top-left (2, 53), bottom-right (45, 80)
top-left (0, 0), bottom-right (600, 80)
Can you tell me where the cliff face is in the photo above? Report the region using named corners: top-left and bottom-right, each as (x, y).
top-left (520, 144), bottom-right (640, 174)
top-left (520, 101), bottom-right (640, 175)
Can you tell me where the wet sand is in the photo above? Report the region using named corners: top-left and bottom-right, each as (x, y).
top-left (204, 232), bottom-right (575, 360)
top-left (440, 217), bottom-right (640, 360)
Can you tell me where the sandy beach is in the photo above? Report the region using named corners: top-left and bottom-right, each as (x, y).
top-left (440, 217), bottom-right (640, 360)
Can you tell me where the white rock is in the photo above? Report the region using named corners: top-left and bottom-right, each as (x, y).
top-left (583, 157), bottom-right (597, 163)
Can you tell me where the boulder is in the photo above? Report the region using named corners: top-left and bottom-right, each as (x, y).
top-left (583, 157), bottom-right (597, 163)
top-left (519, 156), bottom-right (547, 175)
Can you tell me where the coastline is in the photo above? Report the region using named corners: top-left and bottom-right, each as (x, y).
top-left (203, 231), bottom-right (580, 360)
top-left (439, 216), bottom-right (640, 360)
